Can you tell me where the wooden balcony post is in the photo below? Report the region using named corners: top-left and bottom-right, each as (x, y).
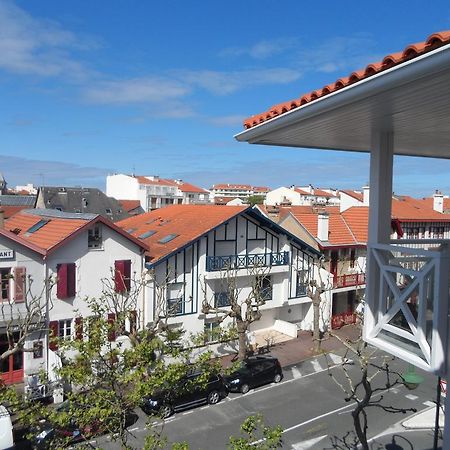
top-left (364, 131), bottom-right (393, 340)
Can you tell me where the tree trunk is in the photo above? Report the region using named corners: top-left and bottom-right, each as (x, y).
top-left (312, 299), bottom-right (321, 353)
top-left (237, 329), bottom-right (247, 361)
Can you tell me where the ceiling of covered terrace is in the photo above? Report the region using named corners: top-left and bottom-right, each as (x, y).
top-left (235, 32), bottom-right (450, 159)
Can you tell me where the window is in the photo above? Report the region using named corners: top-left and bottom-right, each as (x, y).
top-left (204, 321), bottom-right (220, 343)
top-left (139, 230), bottom-right (156, 239)
top-left (115, 260), bottom-right (131, 292)
top-left (57, 263), bottom-right (76, 299)
top-left (158, 233), bottom-right (178, 244)
top-left (350, 250), bottom-right (356, 268)
top-left (296, 270), bottom-right (309, 297)
top-left (167, 282), bottom-right (184, 316)
top-left (105, 208), bottom-right (112, 215)
top-left (214, 292), bottom-right (230, 307)
top-left (88, 225), bottom-right (102, 249)
top-left (25, 219), bottom-right (50, 236)
top-left (33, 341), bottom-right (43, 359)
top-left (257, 276), bottom-right (272, 301)
top-left (58, 319), bottom-right (72, 340)
top-left (0, 268), bottom-right (11, 301)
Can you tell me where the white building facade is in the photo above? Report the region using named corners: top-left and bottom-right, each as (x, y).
top-left (0, 209), bottom-right (146, 386)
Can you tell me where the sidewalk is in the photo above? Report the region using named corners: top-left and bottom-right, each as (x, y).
top-left (220, 324), bottom-right (361, 368)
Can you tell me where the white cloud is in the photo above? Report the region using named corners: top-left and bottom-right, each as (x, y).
top-left (179, 68), bottom-right (301, 95)
top-left (0, 155), bottom-right (110, 188)
top-left (207, 115), bottom-right (245, 127)
top-left (83, 77), bottom-right (191, 105)
top-left (0, 0), bottom-right (95, 79)
top-left (221, 38), bottom-right (298, 60)
top-left (295, 34), bottom-right (380, 75)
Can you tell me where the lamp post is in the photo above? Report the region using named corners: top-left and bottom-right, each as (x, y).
top-left (402, 363), bottom-right (424, 390)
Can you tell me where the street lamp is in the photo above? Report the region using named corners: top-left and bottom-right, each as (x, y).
top-left (402, 363), bottom-right (424, 390)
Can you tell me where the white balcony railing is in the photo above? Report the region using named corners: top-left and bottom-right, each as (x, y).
top-left (365, 239), bottom-right (450, 374)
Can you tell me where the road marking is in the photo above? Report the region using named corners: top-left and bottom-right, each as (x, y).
top-left (129, 427), bottom-right (139, 432)
top-left (291, 366), bottom-right (302, 379)
top-left (327, 353), bottom-right (343, 365)
top-left (423, 400), bottom-right (435, 407)
top-left (182, 410), bottom-right (194, 415)
top-left (405, 394), bottom-right (418, 401)
top-left (283, 387), bottom-right (392, 435)
top-left (390, 388), bottom-right (400, 394)
top-left (311, 359), bottom-right (323, 372)
top-left (291, 434), bottom-right (328, 449)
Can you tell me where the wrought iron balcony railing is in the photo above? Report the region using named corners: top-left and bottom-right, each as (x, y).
top-left (206, 251), bottom-right (289, 272)
top-left (333, 273), bottom-right (366, 288)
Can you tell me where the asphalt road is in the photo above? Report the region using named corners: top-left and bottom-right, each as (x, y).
top-left (96, 351), bottom-right (441, 449)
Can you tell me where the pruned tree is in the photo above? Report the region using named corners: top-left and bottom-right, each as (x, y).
top-left (325, 332), bottom-right (417, 450)
top-left (0, 272), bottom-right (54, 364)
top-left (201, 264), bottom-right (272, 360)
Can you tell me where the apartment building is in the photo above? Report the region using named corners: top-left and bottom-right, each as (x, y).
top-left (106, 174), bottom-right (209, 211)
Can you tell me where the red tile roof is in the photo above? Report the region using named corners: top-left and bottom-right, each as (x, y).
top-left (118, 200), bottom-right (142, 213)
top-left (4, 210), bottom-right (148, 256)
top-left (0, 205), bottom-right (30, 219)
top-left (284, 206), bottom-right (358, 247)
top-left (243, 31), bottom-right (450, 130)
top-left (135, 176), bottom-right (177, 187)
top-left (176, 181), bottom-right (208, 194)
top-left (212, 183), bottom-right (253, 190)
top-left (253, 186), bottom-right (270, 193)
top-left (340, 190), bottom-right (364, 202)
top-left (116, 204), bottom-right (249, 264)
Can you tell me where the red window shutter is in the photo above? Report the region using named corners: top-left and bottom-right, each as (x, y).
top-left (75, 317), bottom-right (83, 340)
top-left (49, 321), bottom-right (59, 351)
top-left (114, 260), bottom-right (131, 293)
top-left (107, 313), bottom-right (116, 342)
top-left (57, 263), bottom-right (76, 299)
top-left (14, 267), bottom-right (26, 303)
top-left (67, 263), bottom-right (76, 297)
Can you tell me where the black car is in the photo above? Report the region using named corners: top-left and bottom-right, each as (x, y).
top-left (141, 371), bottom-right (228, 418)
top-left (224, 355), bottom-right (283, 394)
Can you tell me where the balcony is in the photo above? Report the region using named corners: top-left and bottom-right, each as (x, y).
top-left (333, 273), bottom-right (365, 289)
top-left (365, 239), bottom-right (450, 373)
top-left (206, 252), bottom-right (289, 272)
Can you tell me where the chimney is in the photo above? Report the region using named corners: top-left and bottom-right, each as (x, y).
top-left (363, 185), bottom-right (370, 206)
top-left (433, 190), bottom-right (444, 213)
top-left (317, 212), bottom-right (329, 241)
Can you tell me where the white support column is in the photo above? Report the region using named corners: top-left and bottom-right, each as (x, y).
top-left (363, 131), bottom-right (393, 340)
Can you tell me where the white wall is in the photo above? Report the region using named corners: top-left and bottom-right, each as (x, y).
top-left (106, 174), bottom-right (139, 200)
top-left (265, 187), bottom-right (301, 206)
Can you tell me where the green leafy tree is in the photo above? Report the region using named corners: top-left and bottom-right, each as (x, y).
top-left (228, 414), bottom-right (283, 449)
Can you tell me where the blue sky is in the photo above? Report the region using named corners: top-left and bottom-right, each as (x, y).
top-left (1, 0), bottom-right (450, 196)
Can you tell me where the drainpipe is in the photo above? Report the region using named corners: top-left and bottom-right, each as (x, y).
top-left (0, 209), bottom-right (4, 228)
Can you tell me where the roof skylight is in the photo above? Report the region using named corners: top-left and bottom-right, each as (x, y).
top-left (25, 219), bottom-right (50, 236)
top-left (139, 230), bottom-right (156, 239)
top-left (158, 233), bottom-right (178, 244)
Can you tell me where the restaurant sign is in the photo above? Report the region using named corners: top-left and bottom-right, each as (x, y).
top-left (0, 249), bottom-right (14, 259)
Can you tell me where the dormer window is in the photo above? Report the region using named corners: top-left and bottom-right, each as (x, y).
top-left (88, 225), bottom-right (102, 249)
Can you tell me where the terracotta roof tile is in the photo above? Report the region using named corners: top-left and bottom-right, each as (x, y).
top-left (0, 205), bottom-right (30, 219)
top-left (118, 200), bottom-right (142, 212)
top-left (243, 31), bottom-right (450, 130)
top-left (212, 183), bottom-right (253, 190)
top-left (135, 176), bottom-right (177, 186)
top-left (116, 204), bottom-right (249, 264)
top-left (176, 182), bottom-right (208, 193)
top-left (340, 190), bottom-right (364, 202)
top-left (4, 210), bottom-right (148, 254)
